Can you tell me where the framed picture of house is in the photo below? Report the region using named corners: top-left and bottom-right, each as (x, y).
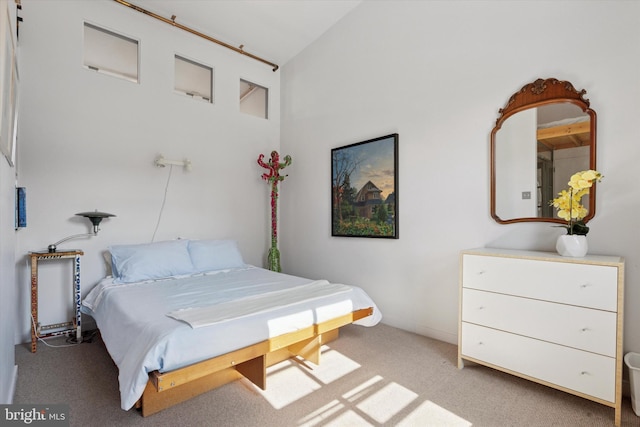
top-left (331, 133), bottom-right (398, 238)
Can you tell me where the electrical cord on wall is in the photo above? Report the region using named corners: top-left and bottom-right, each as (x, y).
top-left (151, 164), bottom-right (174, 242)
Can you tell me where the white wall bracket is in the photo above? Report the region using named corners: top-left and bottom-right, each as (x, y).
top-left (155, 154), bottom-right (192, 171)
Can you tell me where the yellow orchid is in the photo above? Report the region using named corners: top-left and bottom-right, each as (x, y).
top-left (551, 170), bottom-right (603, 235)
top-left (568, 170), bottom-right (603, 191)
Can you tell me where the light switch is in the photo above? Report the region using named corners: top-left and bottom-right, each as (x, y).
top-left (522, 191), bottom-right (531, 200)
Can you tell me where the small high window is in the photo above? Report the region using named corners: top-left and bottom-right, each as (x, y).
top-left (240, 79), bottom-right (268, 119)
top-left (174, 55), bottom-right (213, 103)
top-left (83, 22), bottom-right (139, 82)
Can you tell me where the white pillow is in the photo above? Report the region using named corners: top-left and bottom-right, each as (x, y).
top-left (188, 239), bottom-right (245, 273)
top-left (110, 240), bottom-right (194, 284)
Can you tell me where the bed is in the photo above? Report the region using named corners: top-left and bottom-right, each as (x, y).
top-left (80, 239), bottom-right (381, 416)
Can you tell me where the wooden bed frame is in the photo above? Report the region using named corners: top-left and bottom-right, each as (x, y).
top-left (135, 307), bottom-right (374, 416)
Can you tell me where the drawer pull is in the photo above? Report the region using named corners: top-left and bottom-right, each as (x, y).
top-left (580, 371), bottom-right (590, 376)
top-left (579, 283), bottom-right (591, 289)
top-left (477, 270), bottom-right (486, 275)
top-left (581, 327), bottom-right (590, 332)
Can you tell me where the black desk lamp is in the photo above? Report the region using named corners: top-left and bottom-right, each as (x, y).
top-left (47, 210), bottom-right (116, 253)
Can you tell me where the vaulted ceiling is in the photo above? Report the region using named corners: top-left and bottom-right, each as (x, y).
top-left (124, 0), bottom-right (362, 69)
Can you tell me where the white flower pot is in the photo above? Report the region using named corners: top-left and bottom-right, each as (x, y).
top-left (556, 234), bottom-right (588, 257)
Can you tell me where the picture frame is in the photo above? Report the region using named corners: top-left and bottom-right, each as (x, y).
top-left (0, 5), bottom-right (17, 167)
top-left (331, 133), bottom-right (398, 238)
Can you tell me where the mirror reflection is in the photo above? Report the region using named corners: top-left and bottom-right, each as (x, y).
top-left (490, 78), bottom-right (597, 224)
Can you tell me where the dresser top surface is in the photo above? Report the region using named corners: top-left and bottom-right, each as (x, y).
top-left (462, 247), bottom-right (624, 266)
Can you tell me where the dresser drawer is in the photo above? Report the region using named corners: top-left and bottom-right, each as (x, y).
top-left (462, 254), bottom-right (618, 311)
top-left (461, 288), bottom-right (617, 356)
top-left (461, 322), bottom-right (616, 402)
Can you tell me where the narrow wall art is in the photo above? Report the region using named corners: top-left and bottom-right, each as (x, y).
top-left (332, 133), bottom-right (398, 238)
top-left (0, 5), bottom-right (18, 166)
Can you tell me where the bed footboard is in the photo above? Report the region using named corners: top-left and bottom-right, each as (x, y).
top-left (137, 307), bottom-right (373, 416)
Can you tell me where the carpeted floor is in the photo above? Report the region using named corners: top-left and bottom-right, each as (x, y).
top-left (13, 323), bottom-right (639, 426)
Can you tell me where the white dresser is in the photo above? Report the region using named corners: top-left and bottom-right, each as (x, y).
top-left (458, 248), bottom-right (625, 426)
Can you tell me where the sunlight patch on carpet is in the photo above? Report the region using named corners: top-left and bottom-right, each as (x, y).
top-left (298, 397), bottom-right (375, 427)
top-left (258, 360), bottom-right (321, 409)
top-left (318, 410), bottom-right (374, 426)
top-left (342, 375), bottom-right (384, 402)
top-left (306, 346), bottom-right (361, 384)
top-left (355, 382), bottom-right (418, 423)
top-left (396, 400), bottom-right (472, 426)
top-left (286, 349), bottom-right (473, 426)
top-left (257, 346), bottom-right (472, 426)
top-left (298, 399), bottom-right (346, 426)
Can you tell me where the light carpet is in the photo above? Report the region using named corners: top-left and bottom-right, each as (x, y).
top-left (14, 323), bottom-right (638, 426)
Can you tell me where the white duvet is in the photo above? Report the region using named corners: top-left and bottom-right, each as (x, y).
top-left (81, 266), bottom-right (381, 410)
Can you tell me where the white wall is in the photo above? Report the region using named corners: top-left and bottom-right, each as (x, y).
top-left (495, 108), bottom-right (537, 220)
top-left (280, 0), bottom-right (640, 351)
top-left (0, 152), bottom-right (16, 404)
top-left (7, 0), bottom-right (640, 395)
top-left (0, 155), bottom-right (16, 405)
top-left (14, 0), bottom-right (281, 343)
top-left (0, 0), bottom-right (18, 403)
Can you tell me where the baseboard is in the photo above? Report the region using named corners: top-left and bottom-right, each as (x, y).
top-left (419, 329), bottom-right (457, 345)
top-left (380, 318), bottom-right (457, 345)
top-left (1, 365), bottom-right (18, 404)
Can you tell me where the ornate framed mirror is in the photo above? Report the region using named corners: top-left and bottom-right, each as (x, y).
top-left (490, 78), bottom-right (597, 224)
